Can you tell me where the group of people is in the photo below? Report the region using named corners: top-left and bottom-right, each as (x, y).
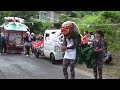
top-left (60, 21), bottom-right (112, 79)
top-left (81, 31), bottom-right (96, 48)
top-left (81, 30), bottom-right (112, 64)
top-left (0, 32), bottom-right (37, 56)
top-left (23, 31), bottom-right (36, 56)
top-left (0, 21), bottom-right (112, 79)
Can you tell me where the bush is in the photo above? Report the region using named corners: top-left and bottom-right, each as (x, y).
top-left (42, 21), bottom-right (54, 31)
top-left (58, 14), bottom-right (71, 25)
top-left (77, 11), bottom-right (120, 53)
top-left (58, 11), bottom-right (120, 53)
top-left (99, 11), bottom-right (120, 23)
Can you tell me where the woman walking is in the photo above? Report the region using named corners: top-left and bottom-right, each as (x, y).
top-left (24, 32), bottom-right (32, 56)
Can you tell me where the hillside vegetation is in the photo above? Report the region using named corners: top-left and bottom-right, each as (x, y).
top-left (59, 11), bottom-right (120, 78)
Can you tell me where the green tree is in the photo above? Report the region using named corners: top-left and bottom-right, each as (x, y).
top-left (0, 11), bottom-right (38, 24)
top-left (0, 11), bottom-right (13, 24)
top-left (58, 14), bottom-right (71, 25)
top-left (26, 21), bottom-right (54, 34)
top-left (59, 11), bottom-right (99, 18)
top-left (11, 11), bottom-right (37, 21)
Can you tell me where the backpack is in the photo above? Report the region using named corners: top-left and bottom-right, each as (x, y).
top-left (104, 52), bottom-right (112, 64)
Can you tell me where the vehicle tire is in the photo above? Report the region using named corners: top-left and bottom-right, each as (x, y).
top-left (35, 50), bottom-right (39, 58)
top-left (40, 51), bottom-right (44, 56)
top-left (50, 53), bottom-right (56, 64)
top-left (34, 49), bottom-right (36, 55)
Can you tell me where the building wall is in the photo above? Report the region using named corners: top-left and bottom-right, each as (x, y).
top-left (32, 11), bottom-right (59, 23)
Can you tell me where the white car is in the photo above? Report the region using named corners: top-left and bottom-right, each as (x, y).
top-left (34, 29), bottom-right (64, 64)
top-left (43, 29), bottom-right (64, 64)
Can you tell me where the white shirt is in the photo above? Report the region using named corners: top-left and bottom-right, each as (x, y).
top-left (88, 35), bottom-right (95, 46)
top-left (88, 35), bottom-right (95, 42)
top-left (64, 38), bottom-right (76, 60)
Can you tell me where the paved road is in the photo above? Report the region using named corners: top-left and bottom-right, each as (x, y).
top-left (0, 54), bottom-right (92, 79)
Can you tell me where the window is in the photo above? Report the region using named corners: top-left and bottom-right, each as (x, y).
top-left (40, 11), bottom-right (48, 21)
top-left (51, 32), bottom-right (56, 34)
top-left (32, 11), bottom-right (49, 21)
top-left (36, 15), bottom-right (39, 20)
top-left (33, 13), bottom-right (40, 20)
top-left (46, 33), bottom-right (50, 37)
top-left (45, 33), bottom-right (50, 41)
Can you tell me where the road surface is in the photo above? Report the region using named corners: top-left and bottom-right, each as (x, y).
top-left (0, 54), bottom-right (93, 79)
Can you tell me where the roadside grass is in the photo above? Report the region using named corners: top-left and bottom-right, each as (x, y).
top-left (76, 52), bottom-right (120, 79)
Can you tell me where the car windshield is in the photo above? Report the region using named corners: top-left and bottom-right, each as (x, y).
top-left (51, 32), bottom-right (56, 34)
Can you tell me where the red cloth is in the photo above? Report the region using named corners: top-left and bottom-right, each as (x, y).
top-left (32, 40), bottom-right (44, 48)
top-left (82, 34), bottom-right (89, 44)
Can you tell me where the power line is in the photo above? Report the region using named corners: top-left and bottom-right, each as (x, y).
top-left (79, 24), bottom-right (120, 26)
top-left (24, 21), bottom-right (120, 25)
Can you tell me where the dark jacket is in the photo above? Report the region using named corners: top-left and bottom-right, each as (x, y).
top-left (24, 36), bottom-right (31, 42)
top-left (92, 38), bottom-right (105, 60)
top-left (24, 36), bottom-right (32, 46)
top-left (31, 36), bottom-right (36, 42)
top-left (1, 36), bottom-right (8, 45)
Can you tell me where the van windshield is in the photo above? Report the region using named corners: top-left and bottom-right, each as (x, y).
top-left (46, 33), bottom-right (50, 37)
top-left (51, 32), bottom-right (56, 34)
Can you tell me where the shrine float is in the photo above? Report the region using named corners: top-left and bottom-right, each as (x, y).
top-left (0, 17), bottom-right (29, 53)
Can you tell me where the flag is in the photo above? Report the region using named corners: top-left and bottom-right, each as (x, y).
top-left (32, 40), bottom-right (44, 48)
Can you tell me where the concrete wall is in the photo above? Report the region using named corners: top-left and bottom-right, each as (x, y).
top-left (32, 11), bottom-right (59, 23)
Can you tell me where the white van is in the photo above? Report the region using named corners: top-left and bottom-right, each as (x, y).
top-left (43, 29), bottom-right (64, 64)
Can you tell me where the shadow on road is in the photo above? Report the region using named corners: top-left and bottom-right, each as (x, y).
top-left (38, 56), bottom-right (63, 65)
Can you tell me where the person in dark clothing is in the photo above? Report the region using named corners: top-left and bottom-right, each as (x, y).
top-left (30, 33), bottom-right (36, 53)
top-left (101, 33), bottom-right (107, 53)
top-left (0, 33), bottom-right (7, 54)
top-left (92, 30), bottom-right (105, 79)
top-left (31, 33), bottom-right (36, 42)
top-left (24, 32), bottom-right (31, 56)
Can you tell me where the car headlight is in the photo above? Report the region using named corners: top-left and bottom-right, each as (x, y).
top-left (54, 45), bottom-right (61, 52)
